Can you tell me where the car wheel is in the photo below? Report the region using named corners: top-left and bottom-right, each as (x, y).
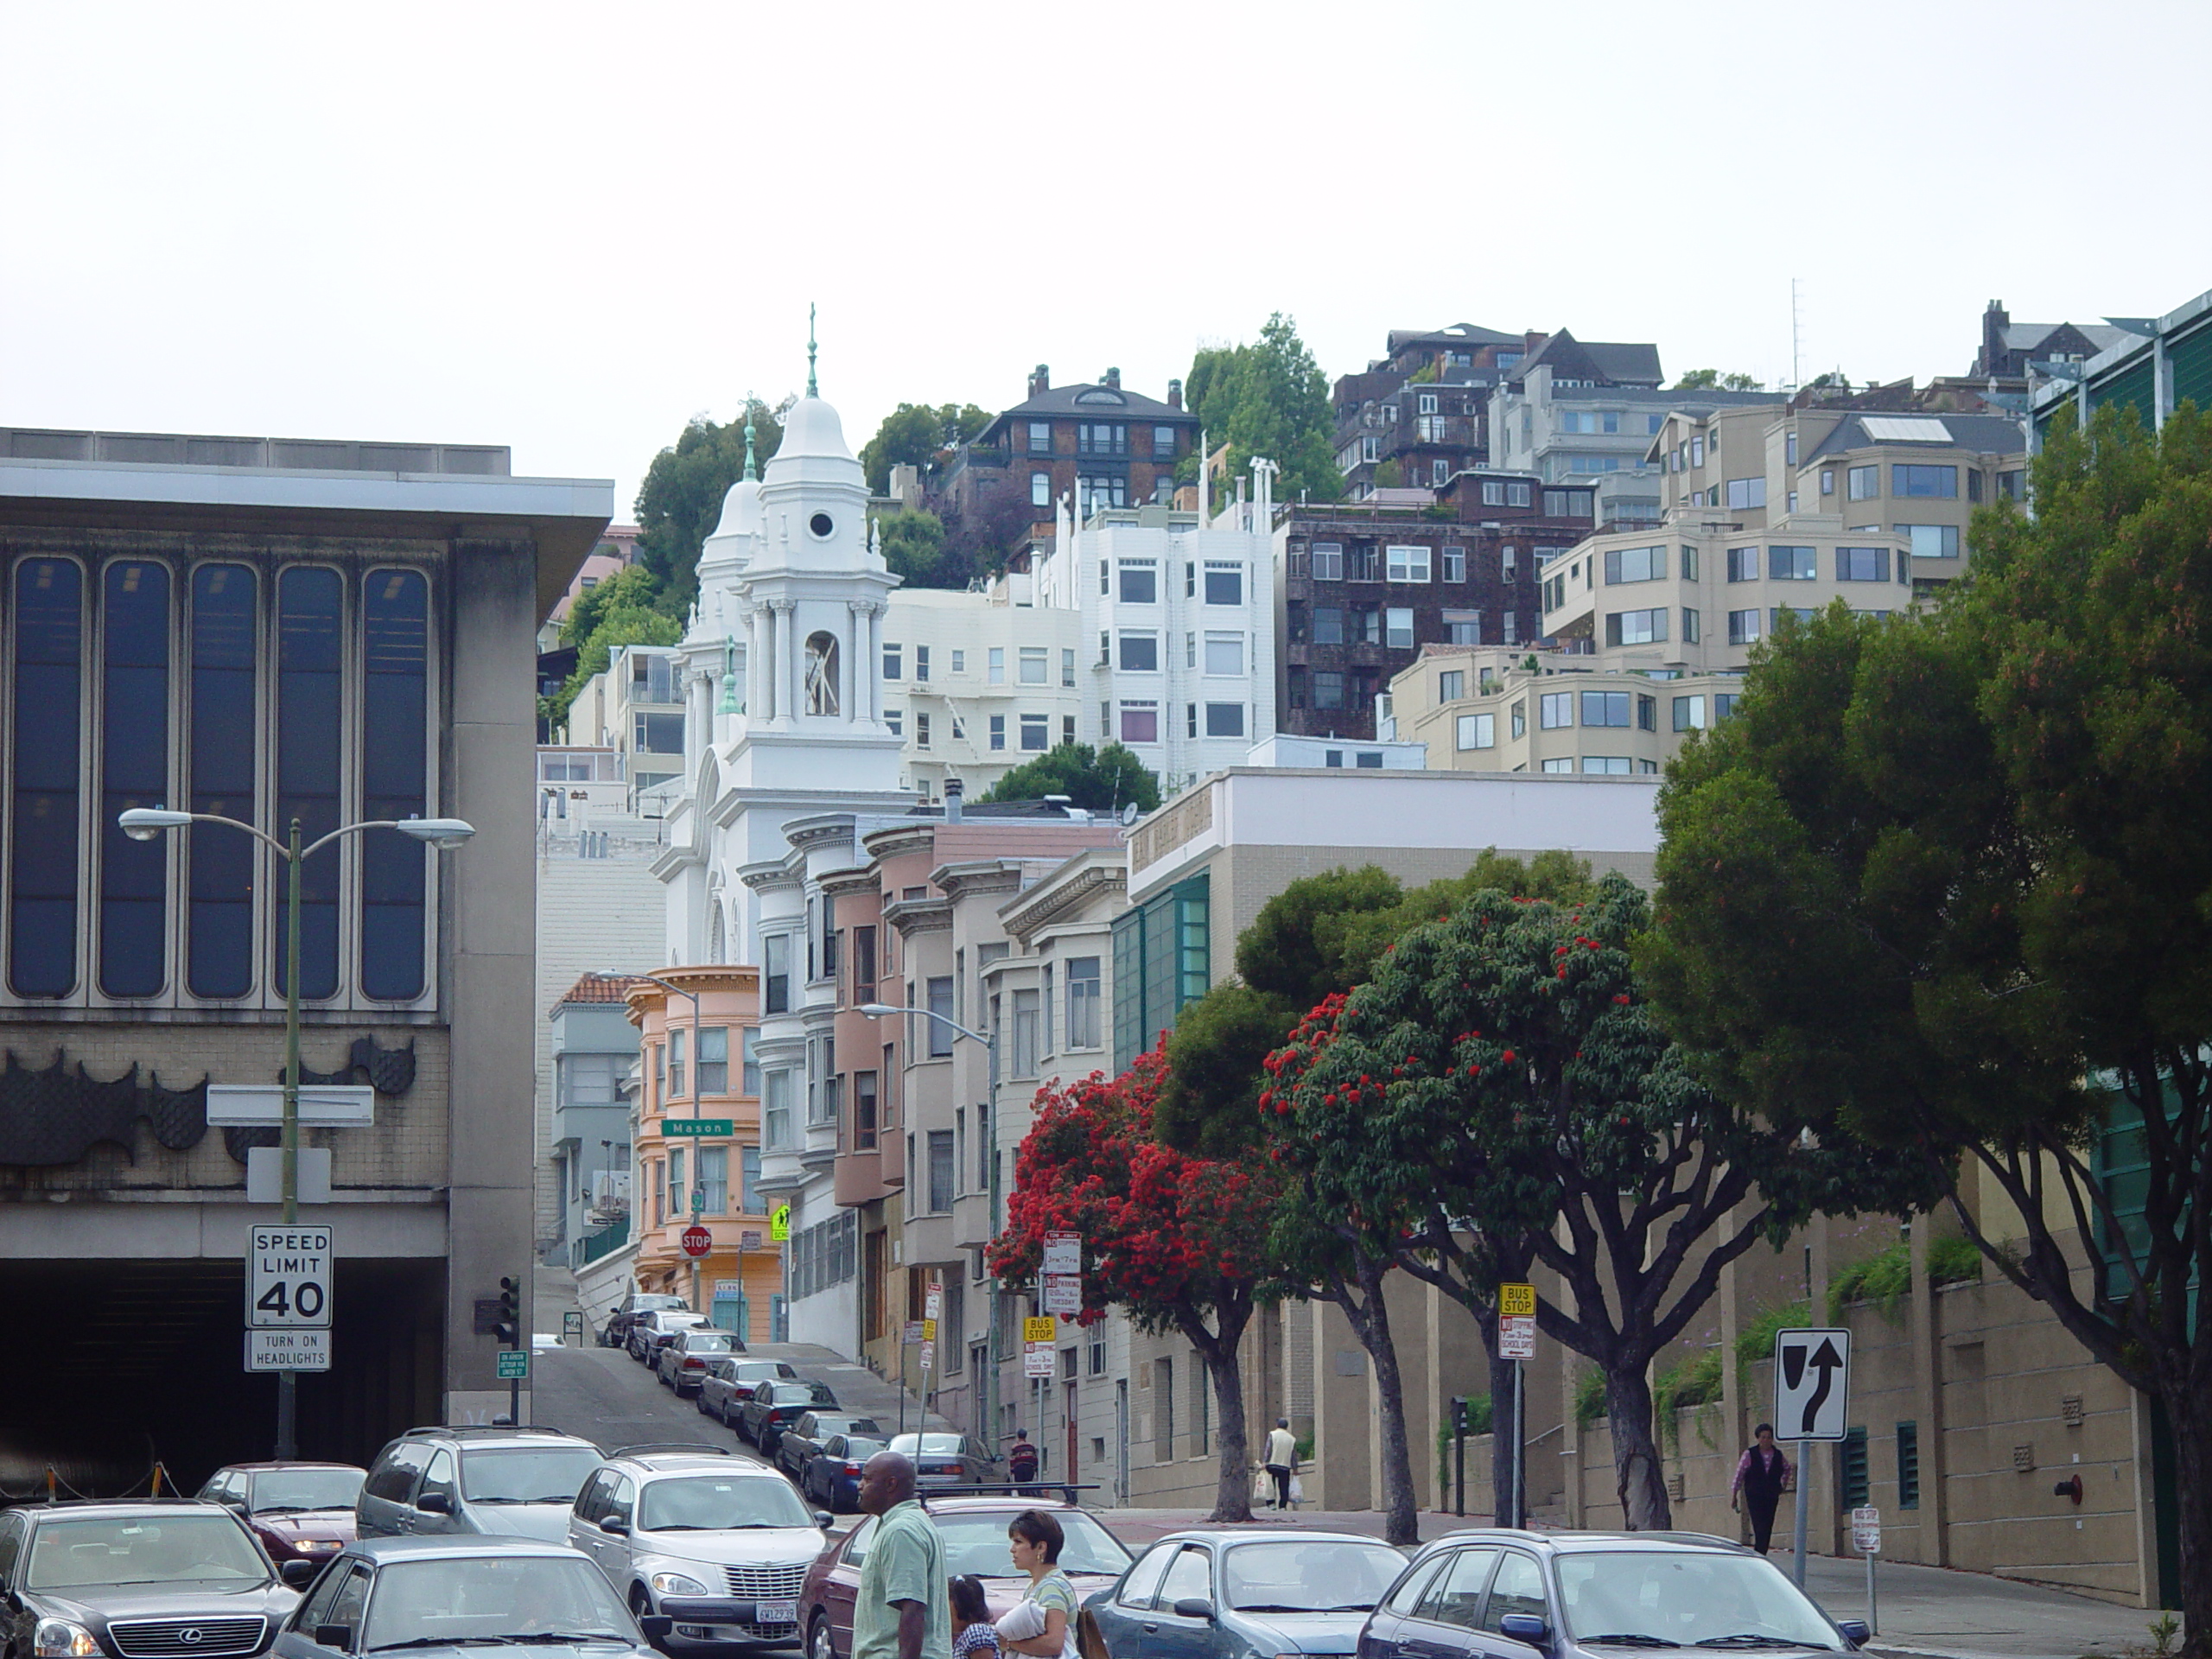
top-left (694, 1390), bottom-right (709, 1414)
top-left (808, 1613), bottom-right (836, 1659)
top-left (630, 1588), bottom-right (666, 1655)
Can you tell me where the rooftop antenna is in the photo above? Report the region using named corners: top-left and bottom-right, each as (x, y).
top-left (1789, 277), bottom-right (1803, 394)
top-left (805, 303), bottom-right (818, 397)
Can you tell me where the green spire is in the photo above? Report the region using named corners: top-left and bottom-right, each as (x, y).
top-left (742, 391), bottom-right (757, 483)
top-left (717, 634), bottom-right (741, 715)
top-left (806, 302), bottom-right (818, 397)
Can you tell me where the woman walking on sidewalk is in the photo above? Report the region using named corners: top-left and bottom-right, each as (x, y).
top-left (1731, 1423), bottom-right (1794, 1554)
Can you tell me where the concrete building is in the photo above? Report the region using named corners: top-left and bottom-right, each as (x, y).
top-left (2031, 281), bottom-right (2212, 447)
top-left (543, 973), bottom-right (648, 1265)
top-left (880, 586), bottom-right (1087, 800)
top-left (558, 644), bottom-right (687, 808)
top-left (1273, 483), bottom-right (1580, 741)
top-left (0, 424), bottom-right (609, 1470)
top-left (1032, 481), bottom-right (1280, 798)
top-left (1245, 732), bottom-right (1427, 771)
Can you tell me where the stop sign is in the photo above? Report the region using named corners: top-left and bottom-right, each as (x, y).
top-left (681, 1224), bottom-right (712, 1258)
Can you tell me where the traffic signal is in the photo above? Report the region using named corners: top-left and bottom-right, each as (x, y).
top-left (494, 1276), bottom-right (521, 1347)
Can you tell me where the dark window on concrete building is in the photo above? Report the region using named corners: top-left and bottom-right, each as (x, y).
top-left (277, 567), bottom-right (344, 1000)
top-left (100, 560), bottom-right (171, 997)
top-left (361, 569), bottom-right (429, 1001)
top-left (10, 557), bottom-right (84, 997)
top-left (189, 564), bottom-right (257, 998)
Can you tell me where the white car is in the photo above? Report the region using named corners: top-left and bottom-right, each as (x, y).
top-left (569, 1450), bottom-right (830, 1653)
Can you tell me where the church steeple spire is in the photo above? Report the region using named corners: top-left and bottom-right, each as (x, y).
top-left (805, 302), bottom-right (818, 397)
top-left (742, 391), bottom-right (758, 483)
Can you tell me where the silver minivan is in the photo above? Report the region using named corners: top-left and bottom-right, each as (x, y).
top-left (357, 1427), bottom-right (607, 1545)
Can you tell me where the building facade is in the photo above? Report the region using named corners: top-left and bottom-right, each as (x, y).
top-left (0, 424), bottom-right (608, 1469)
top-left (544, 974), bottom-right (647, 1265)
top-left (880, 587), bottom-right (1087, 799)
top-left (2031, 282), bottom-right (2212, 447)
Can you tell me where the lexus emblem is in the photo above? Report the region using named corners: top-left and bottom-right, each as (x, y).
top-left (180, 1633), bottom-right (204, 1646)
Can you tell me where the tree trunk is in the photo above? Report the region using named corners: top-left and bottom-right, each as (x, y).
top-left (1606, 1365), bottom-right (1673, 1529)
top-left (1187, 1300), bottom-right (1255, 1523)
top-left (1491, 1342), bottom-right (1521, 1527)
top-left (2160, 1370), bottom-right (2212, 1656)
top-left (1351, 1251), bottom-right (1420, 1546)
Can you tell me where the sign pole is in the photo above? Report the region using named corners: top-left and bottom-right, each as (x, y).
top-left (1792, 1443), bottom-right (1809, 1587)
top-left (1867, 1540), bottom-right (1877, 1634)
top-left (1511, 1357), bottom-right (1526, 1529)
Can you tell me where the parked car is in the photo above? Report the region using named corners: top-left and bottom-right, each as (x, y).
top-left (800, 1497), bottom-right (1129, 1659)
top-left (736, 1382), bottom-right (838, 1456)
top-left (1088, 1529), bottom-right (1406, 1659)
top-left (656, 1328), bottom-right (744, 1395)
top-left (357, 1426), bottom-right (607, 1545)
top-left (198, 1463), bottom-right (366, 1565)
top-left (795, 1436), bottom-right (885, 1516)
top-left (603, 1293), bottom-right (690, 1351)
top-left (569, 1450), bottom-right (830, 1653)
top-left (880, 1432), bottom-right (1000, 1489)
top-left (1352, 1529), bottom-right (1872, 1659)
top-left (0, 1499), bottom-right (315, 1659)
top-left (629, 1310), bottom-right (714, 1364)
top-left (772, 1414), bottom-right (881, 1484)
top-left (269, 1535), bottom-right (666, 1659)
top-left (696, 1359), bottom-right (799, 1427)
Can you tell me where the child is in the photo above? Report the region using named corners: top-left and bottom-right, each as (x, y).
top-left (952, 1573), bottom-right (1001, 1659)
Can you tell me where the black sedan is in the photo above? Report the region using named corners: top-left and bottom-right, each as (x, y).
top-left (772, 1412), bottom-right (881, 1484)
top-left (0, 1500), bottom-right (314, 1659)
top-left (1354, 1529), bottom-right (1871, 1658)
top-left (736, 1381), bottom-right (838, 1455)
top-left (798, 1435), bottom-right (887, 1514)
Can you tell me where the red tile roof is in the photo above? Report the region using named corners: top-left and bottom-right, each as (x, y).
top-left (554, 971), bottom-right (654, 1009)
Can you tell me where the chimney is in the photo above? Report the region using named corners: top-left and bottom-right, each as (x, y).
top-left (1029, 364), bottom-right (1050, 399)
top-left (1103, 366), bottom-right (1121, 391)
top-left (1982, 301), bottom-right (2010, 377)
top-left (944, 776), bottom-right (963, 823)
top-left (1167, 378), bottom-right (1183, 410)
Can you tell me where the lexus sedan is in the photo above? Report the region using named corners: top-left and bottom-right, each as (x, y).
top-left (0, 1500), bottom-right (313, 1659)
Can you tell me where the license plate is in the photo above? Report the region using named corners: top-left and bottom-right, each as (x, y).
top-left (755, 1601), bottom-right (797, 1626)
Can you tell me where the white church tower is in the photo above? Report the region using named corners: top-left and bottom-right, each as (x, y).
top-left (652, 324), bottom-right (914, 1345)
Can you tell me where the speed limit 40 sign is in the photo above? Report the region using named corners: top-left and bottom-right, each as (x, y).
top-left (250, 1225), bottom-right (334, 1327)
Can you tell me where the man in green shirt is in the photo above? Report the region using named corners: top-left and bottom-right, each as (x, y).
top-left (852, 1451), bottom-right (949, 1659)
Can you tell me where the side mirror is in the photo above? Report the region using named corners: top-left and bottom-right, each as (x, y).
top-left (815, 1512), bottom-right (834, 1529)
top-left (415, 1492), bottom-right (453, 1516)
top-left (1836, 1620), bottom-right (1871, 1647)
top-left (600, 1516), bottom-right (631, 1536)
top-left (315, 1627), bottom-right (354, 1650)
top-left (639, 1617), bottom-right (673, 1643)
top-left (1170, 1599), bottom-right (1216, 1623)
top-left (1497, 1614), bottom-right (1550, 1642)
top-left (279, 1559), bottom-right (321, 1588)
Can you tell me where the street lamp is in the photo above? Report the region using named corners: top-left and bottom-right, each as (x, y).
top-left (607, 969), bottom-right (709, 1309)
top-left (858, 1002), bottom-right (1001, 1452)
top-left (118, 807), bottom-right (474, 1459)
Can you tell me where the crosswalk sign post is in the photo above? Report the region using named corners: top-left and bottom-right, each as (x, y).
top-left (1774, 1327), bottom-right (1852, 1588)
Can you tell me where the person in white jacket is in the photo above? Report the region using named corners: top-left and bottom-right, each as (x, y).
top-left (1262, 1419), bottom-right (1298, 1510)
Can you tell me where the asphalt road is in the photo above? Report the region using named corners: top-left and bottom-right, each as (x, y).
top-left (532, 1339), bottom-right (773, 1466)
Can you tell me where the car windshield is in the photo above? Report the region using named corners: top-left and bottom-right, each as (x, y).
top-left (459, 1446), bottom-right (607, 1504)
top-left (656, 1314), bottom-right (709, 1333)
top-left (636, 1296), bottom-right (687, 1313)
top-left (1557, 1552), bottom-right (1839, 1649)
top-left (682, 1332), bottom-right (735, 1353)
top-left (765, 1384), bottom-right (813, 1406)
top-left (934, 1512), bottom-right (1130, 1579)
top-left (253, 1469), bottom-right (365, 1512)
top-left (365, 1555), bottom-right (634, 1649)
top-left (888, 1434), bottom-right (965, 1456)
top-left (732, 1362), bottom-right (785, 1379)
top-left (837, 1439), bottom-right (888, 1461)
top-left (1223, 1541), bottom-right (1406, 1611)
top-left (26, 1516), bottom-right (268, 1589)
top-left (638, 1476), bottom-right (814, 1532)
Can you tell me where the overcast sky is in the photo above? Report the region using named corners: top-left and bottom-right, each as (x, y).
top-left (6, 0), bottom-right (2207, 519)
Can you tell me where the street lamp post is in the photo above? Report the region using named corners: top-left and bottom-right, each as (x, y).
top-left (119, 808), bottom-right (474, 1458)
top-left (605, 970), bottom-right (707, 1313)
top-left (859, 1003), bottom-right (1000, 1455)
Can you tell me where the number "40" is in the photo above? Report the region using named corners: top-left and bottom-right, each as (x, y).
top-left (257, 1280), bottom-right (324, 1319)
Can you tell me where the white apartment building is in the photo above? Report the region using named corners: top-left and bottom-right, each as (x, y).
top-left (1032, 470), bottom-right (1281, 798)
top-left (559, 644), bottom-right (688, 805)
top-left (879, 586), bottom-right (1086, 799)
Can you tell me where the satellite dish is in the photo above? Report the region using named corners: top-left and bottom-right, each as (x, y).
top-left (1121, 802), bottom-right (1139, 827)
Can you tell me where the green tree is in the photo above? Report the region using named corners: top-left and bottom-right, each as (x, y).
top-left (1672, 368), bottom-right (1763, 391)
top-left (859, 402), bottom-right (993, 495)
top-left (1267, 876), bottom-right (1933, 1529)
top-left (1640, 404), bottom-right (2212, 1637)
top-left (543, 601), bottom-right (683, 734)
top-left (1182, 317), bottom-right (1344, 505)
top-left (557, 561), bottom-right (659, 650)
top-left (870, 507), bottom-right (980, 591)
top-left (970, 741), bottom-right (1160, 814)
top-left (633, 397), bottom-right (786, 613)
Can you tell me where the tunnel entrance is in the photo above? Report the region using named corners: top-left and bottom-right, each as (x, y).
top-left (0, 1255), bottom-right (444, 1495)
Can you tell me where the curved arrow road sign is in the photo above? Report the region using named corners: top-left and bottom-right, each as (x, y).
top-left (1774, 1326), bottom-right (1852, 1441)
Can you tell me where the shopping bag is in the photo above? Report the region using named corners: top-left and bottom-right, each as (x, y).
top-left (1288, 1474), bottom-right (1305, 1505)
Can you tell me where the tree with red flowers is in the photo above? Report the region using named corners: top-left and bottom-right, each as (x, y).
top-left (1266, 874), bottom-right (1936, 1529)
top-left (990, 1047), bottom-right (1282, 1521)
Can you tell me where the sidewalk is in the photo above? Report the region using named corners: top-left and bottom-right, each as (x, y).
top-left (1104, 1508), bottom-right (2158, 1659)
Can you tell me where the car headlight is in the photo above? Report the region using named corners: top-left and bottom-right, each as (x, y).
top-left (650, 1572), bottom-right (709, 1595)
top-left (35, 1620), bottom-right (101, 1658)
top-left (296, 1538), bottom-right (343, 1553)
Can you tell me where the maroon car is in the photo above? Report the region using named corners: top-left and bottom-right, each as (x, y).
top-left (799, 1497), bottom-right (1132, 1659)
top-left (196, 1459), bottom-right (365, 1562)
